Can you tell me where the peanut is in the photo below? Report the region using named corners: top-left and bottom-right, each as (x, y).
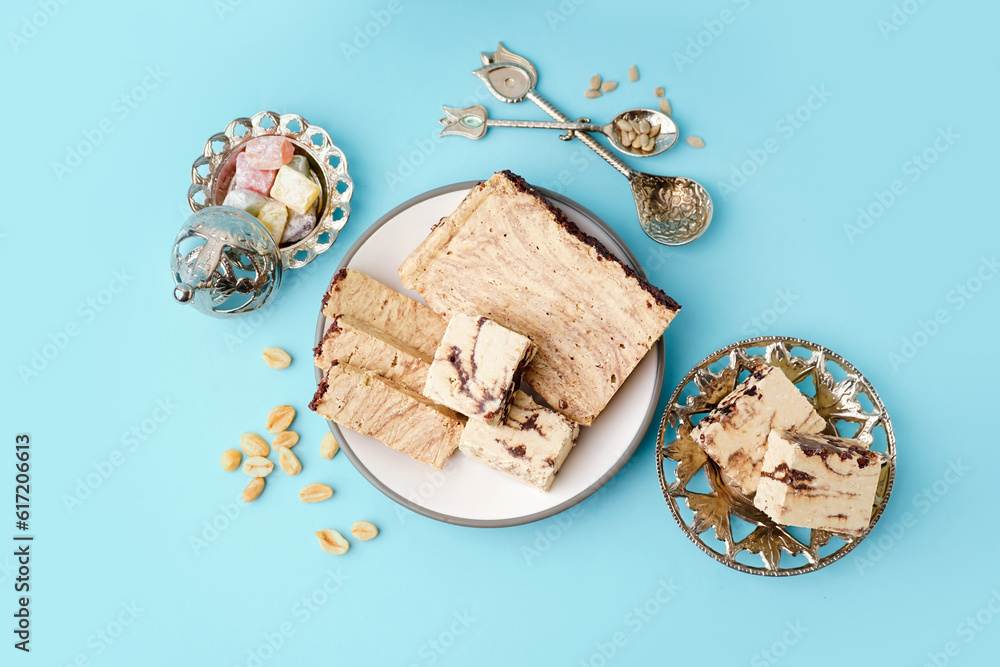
top-left (242, 456), bottom-right (274, 478)
top-left (221, 449), bottom-right (242, 472)
top-left (277, 446), bottom-right (302, 475)
top-left (315, 529), bottom-right (349, 555)
top-left (262, 347), bottom-right (292, 369)
top-left (241, 432), bottom-right (270, 458)
top-left (242, 477), bottom-right (264, 502)
top-left (350, 521), bottom-right (378, 542)
top-left (320, 432), bottom-right (339, 460)
top-left (266, 405), bottom-right (295, 433)
top-left (273, 431), bottom-right (299, 449)
top-left (299, 483), bottom-right (333, 503)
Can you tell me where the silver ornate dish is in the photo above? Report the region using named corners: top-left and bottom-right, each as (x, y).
top-left (656, 336), bottom-right (896, 576)
top-left (187, 111), bottom-right (352, 270)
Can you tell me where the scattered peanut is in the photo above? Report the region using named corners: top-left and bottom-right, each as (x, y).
top-left (300, 483), bottom-right (333, 503)
top-left (584, 89), bottom-right (602, 99)
top-left (659, 99), bottom-right (672, 116)
top-left (628, 64), bottom-right (639, 82)
top-left (221, 449), bottom-right (242, 471)
top-left (351, 521), bottom-right (379, 542)
top-left (654, 86), bottom-right (664, 98)
top-left (686, 136), bottom-right (705, 148)
top-left (266, 405), bottom-right (295, 433)
top-left (600, 80), bottom-right (617, 93)
top-left (273, 431), bottom-right (299, 449)
top-left (315, 529), bottom-right (349, 555)
top-left (277, 446), bottom-right (302, 475)
top-left (589, 74), bottom-right (601, 90)
top-left (262, 347), bottom-right (291, 369)
top-left (242, 456), bottom-right (274, 478)
top-left (320, 433), bottom-right (340, 460)
top-left (240, 432), bottom-right (270, 458)
top-left (242, 477), bottom-right (265, 502)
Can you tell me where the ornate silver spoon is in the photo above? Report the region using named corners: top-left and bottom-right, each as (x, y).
top-left (439, 104), bottom-right (678, 158)
top-left (472, 43), bottom-right (713, 246)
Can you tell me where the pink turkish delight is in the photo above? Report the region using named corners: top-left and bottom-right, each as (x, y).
top-left (233, 151), bottom-right (277, 195)
top-left (244, 136), bottom-right (295, 170)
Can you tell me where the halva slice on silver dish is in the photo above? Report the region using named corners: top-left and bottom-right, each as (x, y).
top-left (309, 362), bottom-right (462, 469)
top-left (314, 314), bottom-right (432, 394)
top-left (691, 365), bottom-right (825, 496)
top-left (754, 430), bottom-right (885, 536)
top-left (321, 268), bottom-right (446, 358)
top-left (459, 390), bottom-right (580, 492)
top-left (399, 170), bottom-right (679, 426)
top-left (424, 314), bottom-right (536, 425)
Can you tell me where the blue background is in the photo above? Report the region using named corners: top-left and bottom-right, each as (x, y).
top-left (3, 0), bottom-right (998, 664)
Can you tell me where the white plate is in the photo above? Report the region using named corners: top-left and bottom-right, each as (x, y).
top-left (313, 181), bottom-right (665, 527)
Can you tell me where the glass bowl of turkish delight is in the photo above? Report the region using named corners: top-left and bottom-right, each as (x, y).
top-left (187, 111), bottom-right (352, 269)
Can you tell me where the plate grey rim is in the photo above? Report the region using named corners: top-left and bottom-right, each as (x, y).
top-left (313, 180), bottom-right (667, 528)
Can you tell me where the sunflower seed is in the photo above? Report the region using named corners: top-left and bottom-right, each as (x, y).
top-left (600, 80), bottom-right (618, 93)
top-left (659, 99), bottom-right (672, 116)
top-left (589, 74), bottom-right (601, 90)
top-left (584, 89), bottom-right (602, 99)
top-left (628, 65), bottom-right (639, 82)
top-left (654, 86), bottom-right (664, 97)
top-left (686, 136), bottom-right (705, 148)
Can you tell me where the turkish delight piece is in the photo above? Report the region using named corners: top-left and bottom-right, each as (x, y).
top-left (256, 200), bottom-right (288, 244)
top-left (233, 151), bottom-right (277, 196)
top-left (244, 136), bottom-right (295, 170)
top-left (270, 165), bottom-right (321, 214)
top-left (222, 189), bottom-right (269, 217)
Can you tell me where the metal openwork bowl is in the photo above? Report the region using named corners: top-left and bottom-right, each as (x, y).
top-left (656, 336), bottom-right (896, 576)
top-left (187, 111), bottom-right (352, 270)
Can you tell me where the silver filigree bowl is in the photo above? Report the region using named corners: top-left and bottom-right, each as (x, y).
top-left (656, 336), bottom-right (896, 576)
top-left (187, 111), bottom-right (353, 270)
